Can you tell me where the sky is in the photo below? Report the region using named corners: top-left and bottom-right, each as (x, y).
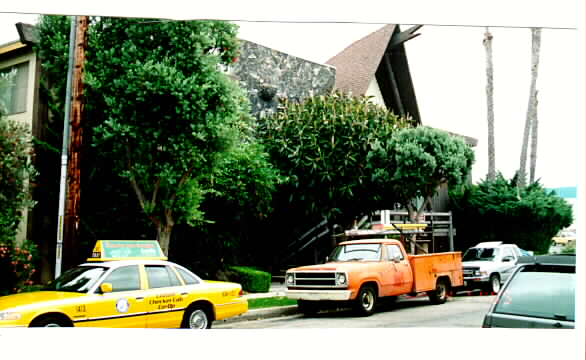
top-left (0, 3), bottom-right (583, 358)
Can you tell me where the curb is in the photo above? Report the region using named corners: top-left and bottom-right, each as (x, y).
top-left (219, 305), bottom-right (300, 324)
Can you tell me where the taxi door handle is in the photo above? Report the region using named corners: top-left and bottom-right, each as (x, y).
top-left (181, 292), bottom-right (188, 296)
top-left (135, 296), bottom-right (144, 301)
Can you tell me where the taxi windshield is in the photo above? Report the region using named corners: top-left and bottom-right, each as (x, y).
top-left (44, 266), bottom-right (107, 293)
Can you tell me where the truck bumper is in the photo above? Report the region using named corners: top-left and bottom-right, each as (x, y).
top-left (286, 289), bottom-right (353, 301)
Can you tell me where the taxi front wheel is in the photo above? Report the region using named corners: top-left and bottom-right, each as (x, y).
top-left (183, 307), bottom-right (212, 329)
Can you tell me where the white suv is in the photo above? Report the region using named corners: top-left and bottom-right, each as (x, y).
top-left (460, 242), bottom-right (523, 294)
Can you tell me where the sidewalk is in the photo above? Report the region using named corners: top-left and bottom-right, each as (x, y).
top-left (243, 282), bottom-right (287, 299)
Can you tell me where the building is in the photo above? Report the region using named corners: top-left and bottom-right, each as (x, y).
top-left (0, 23), bottom-right (45, 246)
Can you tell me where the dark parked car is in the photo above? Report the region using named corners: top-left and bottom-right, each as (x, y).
top-left (482, 255), bottom-right (575, 328)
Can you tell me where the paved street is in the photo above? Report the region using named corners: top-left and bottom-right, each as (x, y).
top-left (216, 293), bottom-right (496, 328)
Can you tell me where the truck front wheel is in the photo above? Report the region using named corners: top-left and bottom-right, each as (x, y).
top-left (354, 285), bottom-right (377, 316)
top-left (428, 279), bottom-right (448, 305)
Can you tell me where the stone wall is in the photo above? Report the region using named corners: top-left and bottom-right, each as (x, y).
top-left (230, 39), bottom-right (336, 118)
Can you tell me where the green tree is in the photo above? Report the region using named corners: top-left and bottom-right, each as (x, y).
top-left (0, 73), bottom-right (38, 244)
top-left (261, 92), bottom-right (414, 228)
top-left (450, 174), bottom-right (573, 254)
top-left (86, 18), bottom-right (260, 256)
top-left (368, 126), bottom-right (474, 224)
top-left (36, 16), bottom-right (277, 258)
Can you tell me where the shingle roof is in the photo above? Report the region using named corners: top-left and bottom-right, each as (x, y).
top-left (325, 24), bottom-right (396, 95)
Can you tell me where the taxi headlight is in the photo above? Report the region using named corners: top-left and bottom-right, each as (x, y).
top-left (286, 273), bottom-right (295, 286)
top-left (0, 312), bottom-right (22, 321)
top-left (336, 273), bottom-right (347, 285)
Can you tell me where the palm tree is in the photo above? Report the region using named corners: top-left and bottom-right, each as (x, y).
top-left (483, 27), bottom-right (496, 181)
top-left (529, 92), bottom-right (539, 183)
top-left (518, 28), bottom-right (542, 188)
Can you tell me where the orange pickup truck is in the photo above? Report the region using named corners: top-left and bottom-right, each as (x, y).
top-left (285, 238), bottom-right (463, 316)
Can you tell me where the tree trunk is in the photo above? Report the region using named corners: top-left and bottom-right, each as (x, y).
top-left (519, 28), bottom-right (542, 189)
top-left (483, 27), bottom-right (496, 181)
top-left (405, 197), bottom-right (432, 255)
top-left (157, 224), bottom-right (173, 257)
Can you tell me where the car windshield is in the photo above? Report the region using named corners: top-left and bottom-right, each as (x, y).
top-left (328, 243), bottom-right (382, 262)
top-left (494, 267), bottom-right (575, 321)
top-left (44, 266), bottom-right (107, 293)
top-left (463, 247), bottom-right (500, 261)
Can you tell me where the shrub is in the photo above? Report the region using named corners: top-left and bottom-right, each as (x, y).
top-left (450, 174), bottom-right (573, 254)
top-left (0, 240), bottom-right (39, 295)
top-left (218, 266), bottom-right (271, 293)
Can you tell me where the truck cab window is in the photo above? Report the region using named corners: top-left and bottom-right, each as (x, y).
top-left (386, 245), bottom-right (404, 261)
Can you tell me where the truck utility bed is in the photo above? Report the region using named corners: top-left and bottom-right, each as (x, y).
top-left (408, 252), bottom-right (463, 293)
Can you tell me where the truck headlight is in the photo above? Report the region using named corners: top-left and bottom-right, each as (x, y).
top-left (336, 273), bottom-right (347, 285)
top-left (0, 312), bottom-right (21, 321)
top-left (474, 270), bottom-right (481, 276)
top-left (286, 273), bottom-right (294, 286)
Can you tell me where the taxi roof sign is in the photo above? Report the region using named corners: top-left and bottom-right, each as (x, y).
top-left (87, 240), bottom-right (167, 262)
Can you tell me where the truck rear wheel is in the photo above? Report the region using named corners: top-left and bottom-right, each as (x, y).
top-left (428, 279), bottom-right (448, 305)
top-left (354, 285), bottom-right (377, 316)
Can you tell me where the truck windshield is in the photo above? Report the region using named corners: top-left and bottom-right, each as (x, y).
top-left (329, 243), bottom-right (382, 262)
top-left (43, 266), bottom-right (107, 293)
top-left (463, 248), bottom-right (500, 261)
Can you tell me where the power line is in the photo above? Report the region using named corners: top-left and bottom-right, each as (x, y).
top-left (1, 11), bottom-right (577, 30)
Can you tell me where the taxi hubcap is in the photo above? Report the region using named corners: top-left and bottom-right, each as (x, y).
top-left (189, 310), bottom-right (208, 329)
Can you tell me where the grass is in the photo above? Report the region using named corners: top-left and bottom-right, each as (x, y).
top-left (247, 296), bottom-right (298, 309)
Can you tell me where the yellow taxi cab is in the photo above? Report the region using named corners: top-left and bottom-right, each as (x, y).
top-left (0, 240), bottom-right (247, 329)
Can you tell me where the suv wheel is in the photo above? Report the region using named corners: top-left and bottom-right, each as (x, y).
top-left (488, 274), bottom-right (501, 294)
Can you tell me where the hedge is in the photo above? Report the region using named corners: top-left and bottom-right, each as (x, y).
top-left (226, 266), bottom-right (271, 293)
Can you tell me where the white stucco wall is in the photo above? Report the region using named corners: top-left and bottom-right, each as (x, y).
top-left (365, 77), bottom-right (386, 108)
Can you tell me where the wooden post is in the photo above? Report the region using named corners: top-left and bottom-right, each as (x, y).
top-left (63, 16), bottom-right (89, 270)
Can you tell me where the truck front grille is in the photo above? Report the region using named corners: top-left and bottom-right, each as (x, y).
top-left (463, 267), bottom-right (480, 276)
top-left (288, 271), bottom-right (346, 288)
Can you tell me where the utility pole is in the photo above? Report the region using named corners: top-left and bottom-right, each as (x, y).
top-left (55, 15), bottom-right (88, 278)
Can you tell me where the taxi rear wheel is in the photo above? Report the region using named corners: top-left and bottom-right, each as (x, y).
top-left (183, 307), bottom-right (212, 329)
top-left (30, 315), bottom-right (71, 327)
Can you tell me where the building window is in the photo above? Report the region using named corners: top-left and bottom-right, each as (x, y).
top-left (0, 61), bottom-right (29, 115)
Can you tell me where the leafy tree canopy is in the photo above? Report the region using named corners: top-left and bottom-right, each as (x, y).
top-left (261, 92), bottom-right (414, 227)
top-left (368, 126), bottom-right (474, 221)
top-left (36, 16), bottom-right (277, 256)
top-left (449, 173), bottom-right (573, 254)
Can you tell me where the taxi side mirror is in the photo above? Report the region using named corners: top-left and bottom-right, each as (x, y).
top-left (100, 283), bottom-right (113, 294)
